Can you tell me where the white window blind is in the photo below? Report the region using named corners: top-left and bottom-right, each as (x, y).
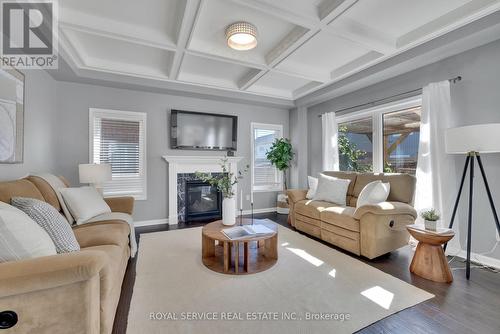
top-left (89, 108), bottom-right (147, 200)
top-left (251, 122), bottom-right (283, 192)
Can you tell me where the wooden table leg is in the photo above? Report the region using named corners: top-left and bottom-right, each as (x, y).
top-left (202, 234), bottom-right (215, 259)
top-left (234, 241), bottom-right (239, 273)
top-left (244, 242), bottom-right (249, 272)
top-left (265, 235), bottom-right (278, 260)
top-left (223, 242), bottom-right (229, 273)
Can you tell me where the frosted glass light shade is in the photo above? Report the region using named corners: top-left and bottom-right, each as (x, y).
top-left (79, 164), bottom-right (112, 184)
top-left (225, 22), bottom-right (257, 50)
top-left (445, 124), bottom-right (500, 154)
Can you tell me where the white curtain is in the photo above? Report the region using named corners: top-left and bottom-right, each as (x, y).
top-left (321, 112), bottom-right (339, 171)
top-left (415, 81), bottom-right (459, 246)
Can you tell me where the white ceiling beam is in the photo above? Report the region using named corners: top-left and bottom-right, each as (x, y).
top-left (169, 0), bottom-right (202, 79)
top-left (59, 23), bottom-right (177, 52)
top-left (397, 0), bottom-right (500, 48)
top-left (330, 51), bottom-right (383, 80)
top-left (292, 82), bottom-right (323, 99)
top-left (229, 0), bottom-right (319, 29)
top-left (318, 0), bottom-right (358, 22)
top-left (184, 49), bottom-right (267, 70)
top-left (237, 69), bottom-right (268, 90)
top-left (265, 26), bottom-right (312, 66)
top-left (323, 18), bottom-right (397, 54)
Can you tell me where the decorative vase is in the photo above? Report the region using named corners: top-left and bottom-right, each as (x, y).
top-left (276, 193), bottom-right (289, 215)
top-left (222, 197), bottom-right (236, 226)
top-left (424, 219), bottom-right (437, 231)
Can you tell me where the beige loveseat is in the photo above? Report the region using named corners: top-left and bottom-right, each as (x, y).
top-left (288, 171), bottom-right (417, 259)
top-left (0, 176), bottom-right (134, 334)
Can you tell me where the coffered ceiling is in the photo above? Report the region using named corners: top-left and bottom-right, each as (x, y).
top-left (58, 0), bottom-right (500, 102)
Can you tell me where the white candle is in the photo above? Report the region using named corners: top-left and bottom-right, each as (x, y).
top-left (240, 190), bottom-right (243, 210)
top-left (251, 190), bottom-right (254, 204)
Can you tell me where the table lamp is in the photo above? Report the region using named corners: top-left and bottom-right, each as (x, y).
top-left (79, 163), bottom-right (112, 195)
top-left (445, 123), bottom-right (500, 279)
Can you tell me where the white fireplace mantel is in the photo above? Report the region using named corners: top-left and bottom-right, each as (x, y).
top-left (162, 155), bottom-right (244, 225)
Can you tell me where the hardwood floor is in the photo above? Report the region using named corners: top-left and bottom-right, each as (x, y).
top-left (113, 213), bottom-right (500, 334)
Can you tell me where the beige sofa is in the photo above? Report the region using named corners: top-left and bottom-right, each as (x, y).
top-left (288, 171), bottom-right (417, 259)
top-left (0, 176), bottom-right (134, 334)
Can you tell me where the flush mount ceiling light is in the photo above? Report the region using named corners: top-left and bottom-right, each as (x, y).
top-left (225, 22), bottom-right (257, 51)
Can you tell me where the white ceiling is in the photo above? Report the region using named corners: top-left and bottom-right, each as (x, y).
top-left (58, 0), bottom-right (500, 101)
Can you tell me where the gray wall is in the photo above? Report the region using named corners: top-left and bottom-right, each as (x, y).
top-left (306, 39), bottom-right (500, 259)
top-left (53, 81), bottom-right (289, 221)
top-left (0, 70), bottom-right (58, 180)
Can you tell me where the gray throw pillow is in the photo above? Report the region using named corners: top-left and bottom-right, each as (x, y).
top-left (11, 197), bottom-right (80, 253)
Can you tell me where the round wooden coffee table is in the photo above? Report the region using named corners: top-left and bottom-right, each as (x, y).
top-left (202, 219), bottom-right (278, 275)
top-left (407, 225), bottom-right (455, 283)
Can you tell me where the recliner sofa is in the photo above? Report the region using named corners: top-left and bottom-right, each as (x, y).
top-left (287, 171), bottom-right (417, 259)
top-left (0, 176), bottom-right (134, 334)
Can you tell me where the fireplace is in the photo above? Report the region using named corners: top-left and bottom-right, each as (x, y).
top-left (184, 180), bottom-right (222, 222)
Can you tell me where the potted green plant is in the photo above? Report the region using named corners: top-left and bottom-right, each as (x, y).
top-left (195, 158), bottom-right (248, 226)
top-left (266, 138), bottom-right (294, 214)
top-left (421, 209), bottom-right (440, 231)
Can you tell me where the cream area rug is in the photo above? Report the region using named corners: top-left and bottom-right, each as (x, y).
top-left (127, 222), bottom-right (433, 334)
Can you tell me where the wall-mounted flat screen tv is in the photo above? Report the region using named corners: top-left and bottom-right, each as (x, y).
top-left (170, 110), bottom-right (238, 151)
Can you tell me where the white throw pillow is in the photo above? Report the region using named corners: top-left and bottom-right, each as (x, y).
top-left (306, 176), bottom-right (318, 199)
top-left (0, 202), bottom-right (56, 263)
top-left (312, 174), bottom-right (351, 206)
top-left (59, 187), bottom-right (111, 225)
top-left (356, 180), bottom-right (391, 209)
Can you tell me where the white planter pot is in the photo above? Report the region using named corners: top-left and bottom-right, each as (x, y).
top-left (222, 197), bottom-right (236, 226)
top-left (424, 219), bottom-right (437, 231)
top-left (276, 193), bottom-right (289, 215)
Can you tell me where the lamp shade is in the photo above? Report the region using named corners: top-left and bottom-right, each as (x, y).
top-left (445, 123), bottom-right (500, 154)
top-left (79, 164), bottom-right (112, 184)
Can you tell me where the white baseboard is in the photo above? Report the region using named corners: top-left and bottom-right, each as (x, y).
top-left (134, 218), bottom-right (169, 227)
top-left (446, 246), bottom-right (500, 269)
top-left (134, 208), bottom-right (279, 227)
top-left (239, 207), bottom-right (277, 215)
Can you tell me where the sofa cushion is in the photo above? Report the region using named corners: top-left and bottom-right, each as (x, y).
top-left (313, 174), bottom-right (351, 206)
top-left (80, 244), bottom-right (129, 334)
top-left (294, 199), bottom-right (334, 219)
top-left (59, 187), bottom-right (111, 225)
top-left (351, 173), bottom-right (416, 207)
top-left (322, 171), bottom-right (358, 205)
top-left (11, 197), bottom-right (80, 254)
top-left (0, 202), bottom-right (56, 262)
top-left (25, 176), bottom-right (62, 211)
top-left (0, 179), bottom-right (45, 204)
top-left (320, 206), bottom-right (360, 232)
top-left (73, 221), bottom-right (130, 248)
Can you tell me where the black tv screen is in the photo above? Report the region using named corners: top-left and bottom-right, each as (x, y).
top-left (170, 110), bottom-right (238, 151)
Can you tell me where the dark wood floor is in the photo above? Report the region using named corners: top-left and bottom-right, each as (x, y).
top-left (112, 213), bottom-right (500, 334)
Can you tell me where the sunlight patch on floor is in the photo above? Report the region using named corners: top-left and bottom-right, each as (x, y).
top-left (361, 286), bottom-right (394, 310)
top-left (286, 247), bottom-right (324, 267)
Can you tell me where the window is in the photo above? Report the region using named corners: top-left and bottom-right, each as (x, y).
top-left (336, 97), bottom-right (421, 175)
top-left (251, 123), bottom-right (283, 192)
top-left (89, 108), bottom-right (147, 199)
top-left (383, 108), bottom-right (420, 174)
top-left (339, 117), bottom-right (373, 172)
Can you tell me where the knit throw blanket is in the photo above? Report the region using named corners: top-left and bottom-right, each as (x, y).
top-left (30, 173), bottom-right (137, 257)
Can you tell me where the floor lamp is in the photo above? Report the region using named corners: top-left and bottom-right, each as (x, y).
top-left (444, 124), bottom-right (500, 279)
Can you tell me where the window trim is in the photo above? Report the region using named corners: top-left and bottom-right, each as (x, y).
top-left (250, 122), bottom-right (284, 192)
top-left (89, 108), bottom-right (147, 200)
top-left (336, 96), bottom-right (422, 173)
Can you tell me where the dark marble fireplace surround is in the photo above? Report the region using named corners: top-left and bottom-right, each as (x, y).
top-left (177, 173), bottom-right (223, 223)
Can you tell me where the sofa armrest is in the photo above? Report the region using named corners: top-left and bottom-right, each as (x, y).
top-left (104, 196), bottom-right (135, 215)
top-left (287, 189), bottom-right (308, 203)
top-left (353, 201), bottom-right (417, 220)
top-left (0, 251), bottom-right (105, 298)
